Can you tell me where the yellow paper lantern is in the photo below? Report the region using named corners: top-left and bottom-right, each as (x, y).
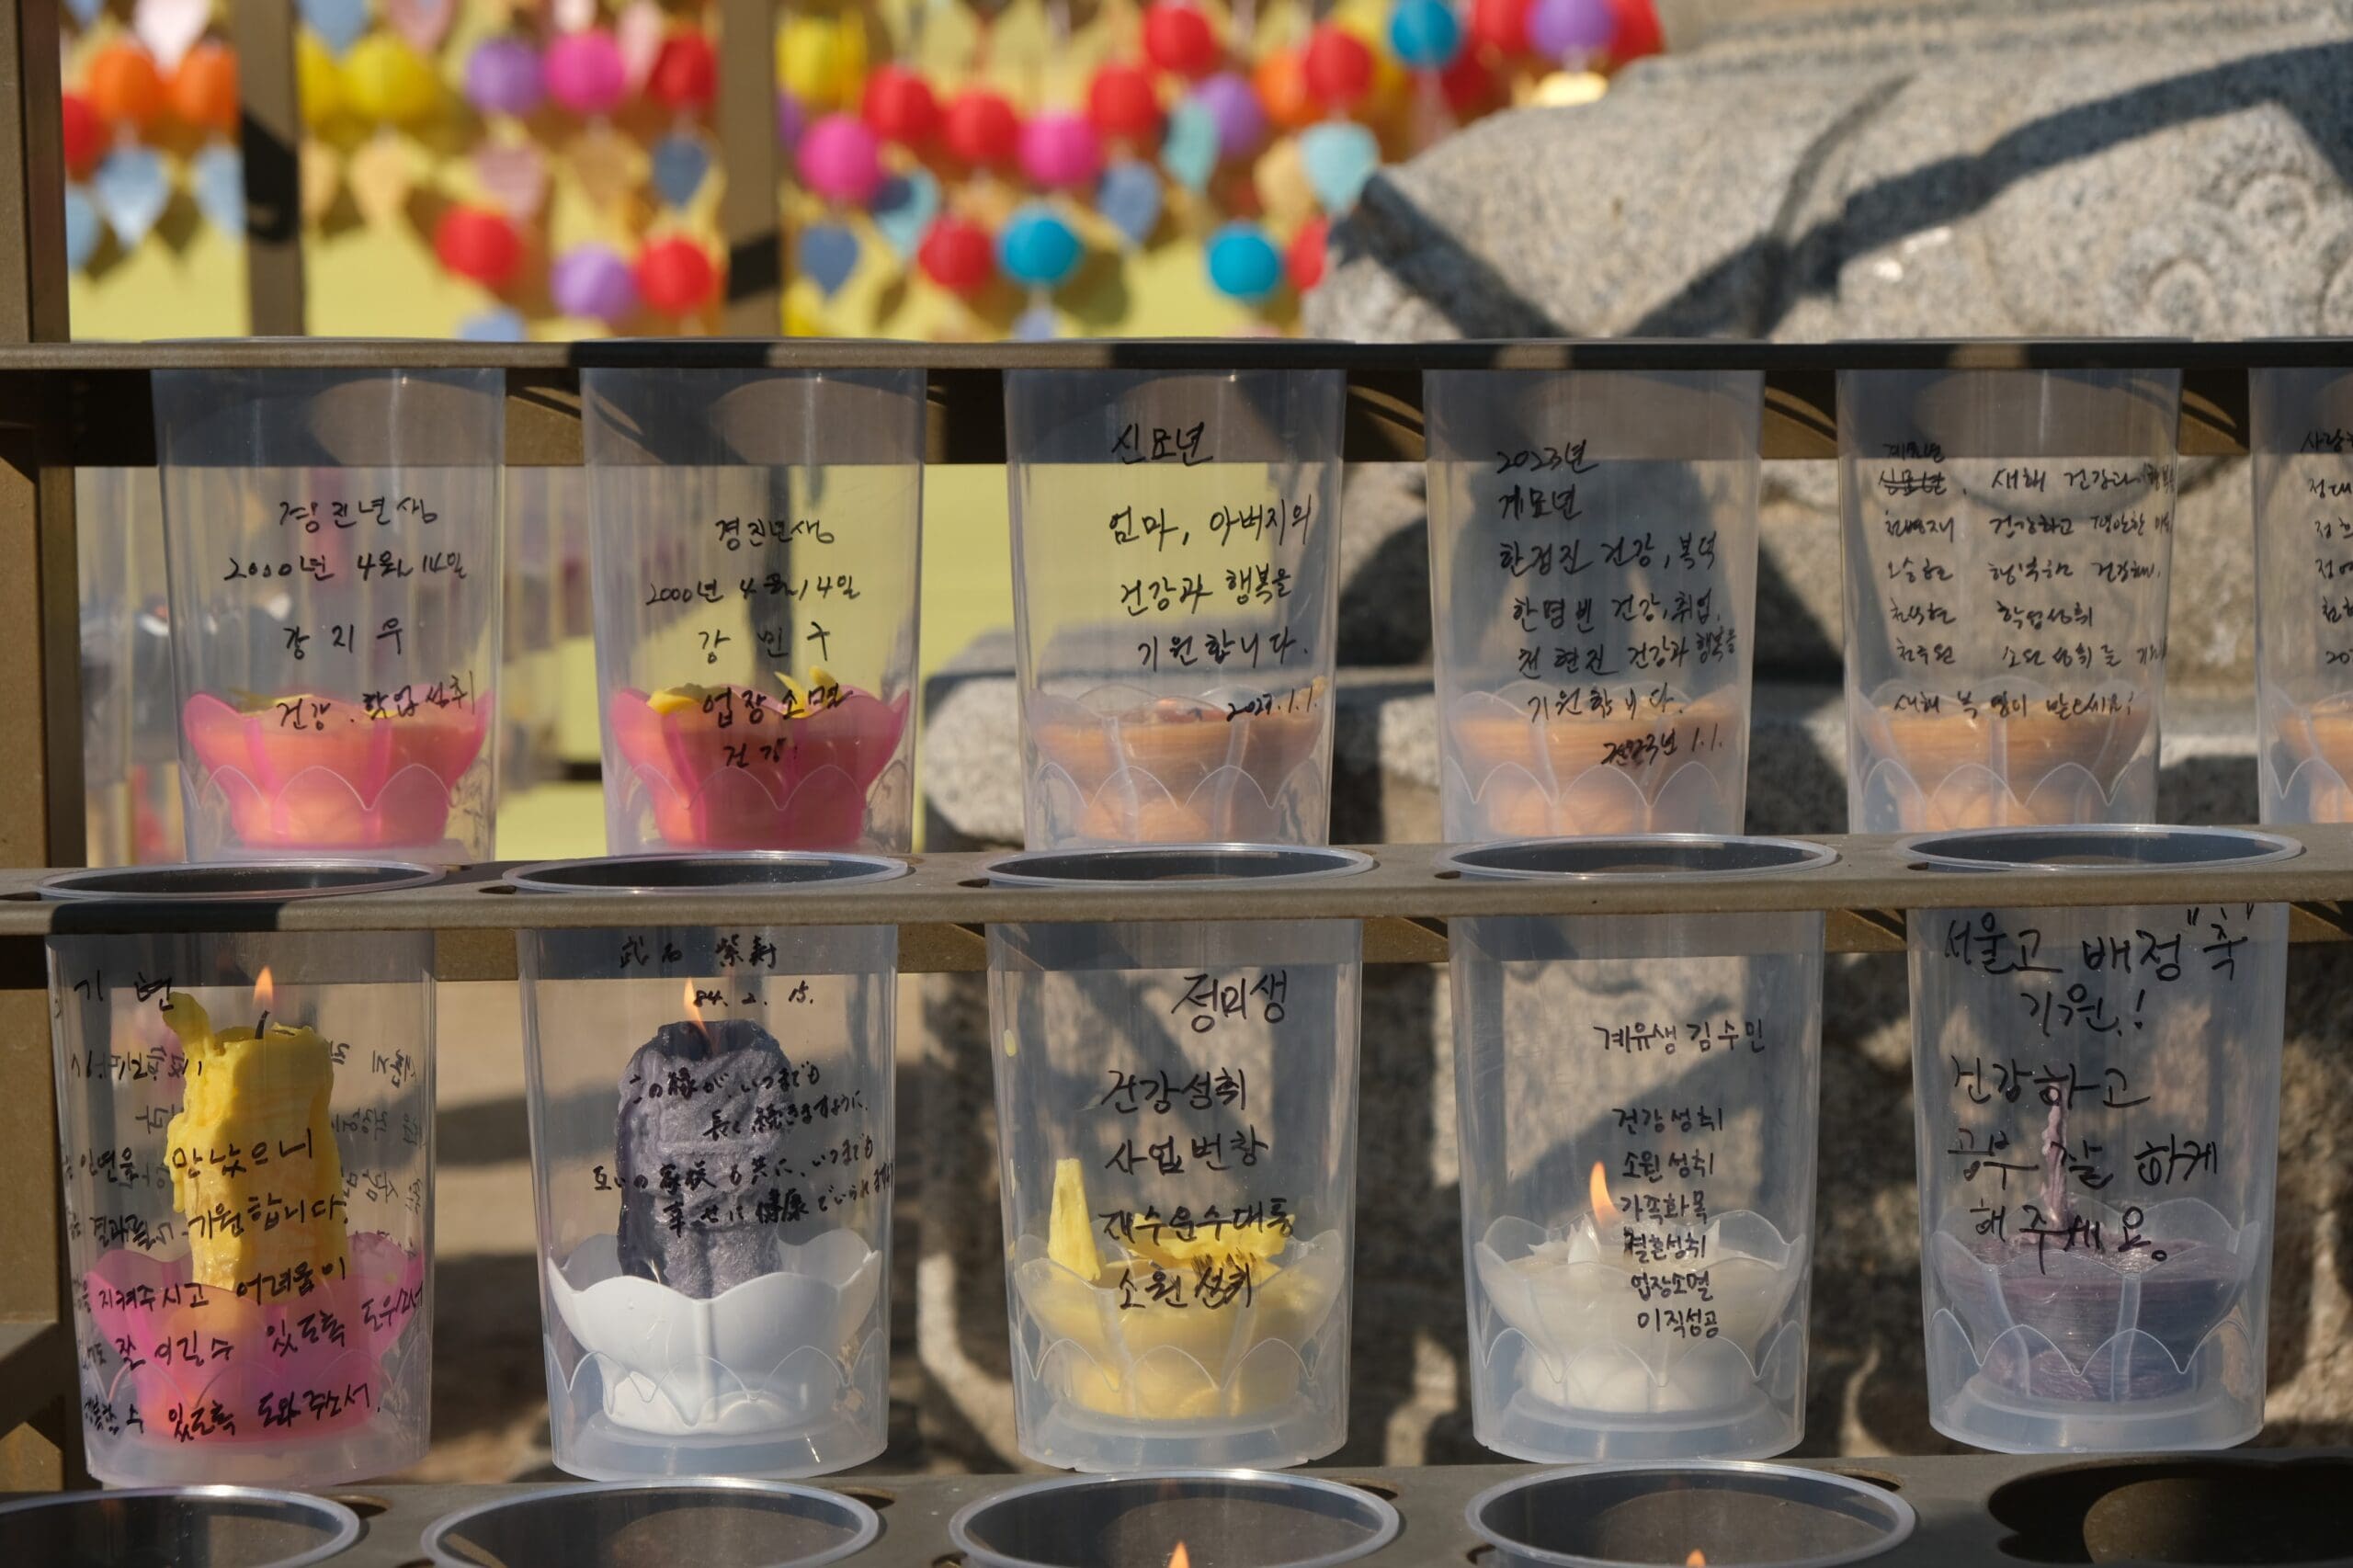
top-left (1253, 138), bottom-right (1317, 231)
top-left (297, 31), bottom-right (347, 129)
top-left (777, 17), bottom-right (866, 111)
top-left (340, 34), bottom-right (441, 128)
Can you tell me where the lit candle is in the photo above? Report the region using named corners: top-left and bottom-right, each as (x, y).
top-left (1474, 1164), bottom-right (1802, 1415)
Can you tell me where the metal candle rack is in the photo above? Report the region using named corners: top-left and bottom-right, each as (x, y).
top-left (3, 333), bottom-right (2353, 1502)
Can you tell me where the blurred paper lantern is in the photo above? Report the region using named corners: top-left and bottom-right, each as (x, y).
top-left (1018, 110), bottom-right (1102, 190)
top-left (1188, 72), bottom-right (1266, 162)
top-left (1087, 62), bottom-right (1162, 142)
top-left (1252, 136), bottom-right (1315, 228)
top-left (342, 34), bottom-right (440, 125)
top-left (798, 112), bottom-right (884, 203)
top-left (1142, 3), bottom-right (1221, 77)
top-left (1607, 0), bottom-right (1663, 60)
top-left (648, 30), bottom-right (718, 112)
top-left (777, 89), bottom-right (805, 149)
top-left (86, 41), bottom-right (166, 131)
top-left (297, 30), bottom-right (346, 128)
top-left (1439, 49), bottom-right (1495, 113)
top-left (546, 28), bottom-right (630, 117)
top-left (434, 205), bottom-right (524, 286)
top-left (917, 214), bottom-right (994, 295)
top-left (60, 93), bottom-right (103, 176)
top-left (1286, 214), bottom-right (1328, 291)
top-left (169, 42), bottom-right (240, 135)
top-left (1527, 0), bottom-right (1613, 60)
top-left (1302, 26), bottom-right (1374, 109)
top-left (862, 64), bottom-right (938, 146)
top-left (637, 234), bottom-right (717, 313)
top-left (551, 243), bottom-right (639, 322)
top-left (1205, 220), bottom-right (1280, 301)
top-left (942, 86), bottom-right (1020, 168)
top-left (465, 36), bottom-right (544, 116)
top-left (1469, 0), bottom-right (1530, 53)
top-left (1254, 49), bottom-right (1317, 131)
top-left (1388, 0), bottom-right (1463, 69)
top-left (777, 16), bottom-right (865, 110)
top-left (997, 202), bottom-right (1082, 290)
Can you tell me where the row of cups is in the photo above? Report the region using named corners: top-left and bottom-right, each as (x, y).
top-left (123, 359), bottom-right (2353, 877)
top-left (44, 821), bottom-right (2300, 1494)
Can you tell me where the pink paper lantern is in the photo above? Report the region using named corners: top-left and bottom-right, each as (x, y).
top-left (544, 28), bottom-right (629, 118)
top-left (1017, 109), bottom-right (1103, 190)
top-left (796, 112), bottom-right (885, 205)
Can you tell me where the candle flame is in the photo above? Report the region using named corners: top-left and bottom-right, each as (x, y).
top-left (254, 966), bottom-right (276, 1013)
top-left (683, 976), bottom-right (705, 1031)
top-left (1589, 1160), bottom-right (1615, 1228)
top-left (1167, 1544), bottom-right (1190, 1568)
top-left (1687, 1551), bottom-right (1707, 1567)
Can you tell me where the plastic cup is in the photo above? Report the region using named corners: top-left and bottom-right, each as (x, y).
top-left (506, 852), bottom-right (906, 1479)
top-left (950, 1471), bottom-right (1401, 1568)
top-left (582, 369), bottom-right (926, 855)
top-left (1006, 369), bottom-right (1345, 848)
top-left (420, 1480), bottom-right (880, 1568)
top-left (499, 464), bottom-right (576, 797)
top-left (1445, 836), bottom-right (1833, 1462)
top-left (0, 1486), bottom-right (361, 1568)
top-left (1465, 1461), bottom-right (1916, 1568)
top-left (152, 368), bottom-right (505, 861)
top-left (1423, 371), bottom-right (1765, 841)
top-left (984, 844), bottom-right (1371, 1470)
top-left (2252, 368), bottom-right (2353, 823)
top-left (1838, 368), bottom-right (2181, 834)
top-left (43, 861), bottom-right (443, 1487)
top-left (1904, 824), bottom-right (2300, 1452)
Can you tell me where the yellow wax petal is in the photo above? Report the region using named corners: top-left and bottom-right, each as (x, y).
top-left (1048, 1157), bottom-right (1103, 1280)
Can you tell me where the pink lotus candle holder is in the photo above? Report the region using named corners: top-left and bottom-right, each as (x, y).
top-left (182, 692), bottom-right (492, 857)
top-left (1028, 683), bottom-right (1328, 845)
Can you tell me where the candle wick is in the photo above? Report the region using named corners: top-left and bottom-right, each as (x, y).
top-left (255, 1011), bottom-right (271, 1037)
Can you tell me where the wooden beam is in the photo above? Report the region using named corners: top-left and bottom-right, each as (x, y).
top-left (230, 0), bottom-right (307, 335)
top-left (716, 0), bottom-right (782, 333)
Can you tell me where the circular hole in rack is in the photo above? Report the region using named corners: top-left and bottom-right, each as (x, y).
top-left (959, 877), bottom-right (991, 888)
top-left (1434, 869), bottom-right (1462, 880)
top-left (1991, 1459), bottom-right (2353, 1563)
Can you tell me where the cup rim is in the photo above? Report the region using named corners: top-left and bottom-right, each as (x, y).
top-left (503, 850), bottom-right (911, 896)
top-left (982, 843), bottom-right (1375, 889)
top-left (40, 859), bottom-right (444, 903)
top-left (1897, 823), bottom-right (2304, 874)
top-left (948, 1468), bottom-right (1402, 1568)
top-left (419, 1479), bottom-right (881, 1568)
top-left (1464, 1460), bottom-right (1918, 1568)
top-left (1438, 834), bottom-right (1839, 881)
top-left (0, 1485), bottom-right (362, 1568)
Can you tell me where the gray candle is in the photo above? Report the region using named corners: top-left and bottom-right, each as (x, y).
top-left (616, 1016), bottom-right (796, 1298)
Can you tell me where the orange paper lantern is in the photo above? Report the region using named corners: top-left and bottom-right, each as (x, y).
top-left (86, 41), bottom-right (167, 132)
top-left (169, 42), bottom-right (241, 135)
top-left (1253, 49), bottom-right (1318, 131)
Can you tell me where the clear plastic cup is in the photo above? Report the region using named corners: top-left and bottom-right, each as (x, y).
top-left (420, 1480), bottom-right (880, 1568)
top-left (506, 852), bottom-right (906, 1479)
top-left (582, 369), bottom-right (925, 855)
top-left (1445, 836), bottom-right (1834, 1462)
top-left (1466, 1461), bottom-right (1917, 1568)
top-left (950, 1471), bottom-right (1401, 1568)
top-left (985, 844), bottom-right (1371, 1470)
top-left (43, 861), bottom-right (443, 1487)
top-left (2252, 368), bottom-right (2353, 824)
top-left (1904, 824), bottom-right (2300, 1452)
top-left (499, 465), bottom-right (576, 798)
top-left (1423, 371), bottom-right (1764, 841)
top-left (0, 1485), bottom-right (361, 1568)
top-left (1006, 369), bottom-right (1345, 848)
top-left (1838, 368), bottom-right (2181, 834)
top-left (153, 369), bottom-right (505, 861)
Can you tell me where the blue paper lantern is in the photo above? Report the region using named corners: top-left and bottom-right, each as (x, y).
top-left (1206, 222), bottom-right (1282, 301)
top-left (1388, 0), bottom-right (1464, 69)
top-left (998, 204), bottom-right (1086, 290)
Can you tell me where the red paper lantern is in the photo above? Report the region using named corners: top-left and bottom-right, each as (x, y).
top-left (1087, 62), bottom-right (1161, 141)
top-left (1286, 216), bottom-right (1327, 293)
top-left (1606, 0), bottom-right (1664, 62)
top-left (917, 215), bottom-right (994, 296)
top-left (1142, 3), bottom-right (1220, 76)
top-left (168, 42), bottom-right (241, 134)
top-left (434, 206), bottom-right (524, 288)
top-left (1438, 50), bottom-right (1495, 116)
top-left (1302, 27), bottom-right (1375, 109)
top-left (647, 31), bottom-right (718, 112)
top-left (863, 64), bottom-right (939, 146)
top-left (85, 41), bottom-right (166, 131)
top-left (60, 92), bottom-right (103, 176)
top-left (942, 87), bottom-right (1020, 168)
top-left (637, 235), bottom-right (717, 314)
top-left (1469, 0), bottom-right (1531, 54)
